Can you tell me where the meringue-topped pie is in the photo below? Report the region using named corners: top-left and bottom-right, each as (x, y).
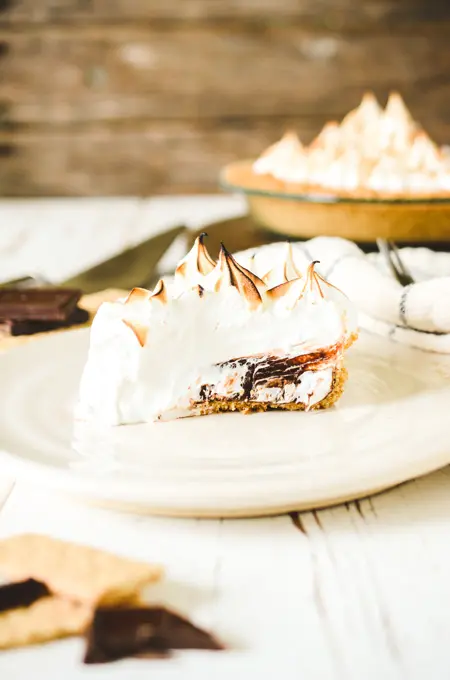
top-left (77, 236), bottom-right (357, 424)
top-left (247, 92), bottom-right (450, 199)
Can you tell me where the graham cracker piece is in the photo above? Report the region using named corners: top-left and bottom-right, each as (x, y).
top-left (0, 597), bottom-right (91, 650)
top-left (78, 289), bottom-right (128, 316)
top-left (0, 534), bottom-right (163, 606)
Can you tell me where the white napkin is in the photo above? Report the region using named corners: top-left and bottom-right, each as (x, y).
top-left (303, 237), bottom-right (450, 353)
top-left (239, 238), bottom-right (450, 354)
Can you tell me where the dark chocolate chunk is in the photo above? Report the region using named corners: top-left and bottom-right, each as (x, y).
top-left (0, 306), bottom-right (89, 337)
top-left (84, 606), bottom-right (223, 664)
top-left (0, 578), bottom-right (50, 613)
top-left (0, 288), bottom-right (82, 322)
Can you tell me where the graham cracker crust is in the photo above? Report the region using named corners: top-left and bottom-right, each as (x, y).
top-left (223, 160), bottom-right (450, 201)
top-left (194, 365), bottom-right (348, 416)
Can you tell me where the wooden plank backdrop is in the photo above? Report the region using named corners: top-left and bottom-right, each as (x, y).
top-left (0, 0), bottom-right (449, 196)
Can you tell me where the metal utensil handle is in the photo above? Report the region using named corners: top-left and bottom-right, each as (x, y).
top-left (376, 239), bottom-right (415, 287)
top-left (387, 240), bottom-right (415, 286)
top-left (0, 275), bottom-right (50, 289)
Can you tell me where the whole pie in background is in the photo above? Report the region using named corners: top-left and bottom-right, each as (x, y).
top-left (238, 93), bottom-right (450, 200)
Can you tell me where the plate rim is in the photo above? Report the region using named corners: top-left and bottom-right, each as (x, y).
top-left (1, 328), bottom-right (450, 517)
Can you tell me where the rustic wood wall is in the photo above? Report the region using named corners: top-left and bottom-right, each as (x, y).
top-left (0, 1), bottom-right (449, 196)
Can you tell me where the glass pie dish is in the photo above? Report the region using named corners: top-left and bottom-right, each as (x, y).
top-left (220, 160), bottom-right (450, 242)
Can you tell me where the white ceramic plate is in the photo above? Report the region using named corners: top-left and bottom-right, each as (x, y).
top-left (1, 328), bottom-right (450, 517)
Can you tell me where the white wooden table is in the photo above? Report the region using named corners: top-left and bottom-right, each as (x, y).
top-left (0, 197), bottom-right (450, 680)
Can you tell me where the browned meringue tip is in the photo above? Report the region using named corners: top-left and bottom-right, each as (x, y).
top-left (175, 261), bottom-right (187, 277)
top-left (150, 279), bottom-right (168, 304)
top-left (233, 256), bottom-right (266, 292)
top-left (215, 243), bottom-right (263, 310)
top-left (303, 261), bottom-right (325, 298)
top-left (267, 278), bottom-right (303, 300)
top-left (386, 91), bottom-right (403, 106)
top-left (412, 130), bottom-right (440, 154)
top-left (122, 319), bottom-right (148, 347)
top-left (124, 287), bottom-right (151, 305)
top-left (385, 91), bottom-right (412, 121)
top-left (361, 91), bottom-right (380, 108)
top-left (341, 92), bottom-right (381, 130)
top-left (260, 130), bottom-right (302, 157)
top-left (311, 121), bottom-right (339, 148)
top-left (302, 261), bottom-right (347, 299)
top-left (261, 268), bottom-right (275, 285)
top-left (176, 233), bottom-right (216, 279)
top-left (262, 244), bottom-right (302, 286)
top-left (414, 130), bottom-right (434, 143)
top-left (196, 232), bottom-right (216, 274)
top-left (282, 130), bottom-right (301, 144)
top-left (284, 243), bottom-right (302, 281)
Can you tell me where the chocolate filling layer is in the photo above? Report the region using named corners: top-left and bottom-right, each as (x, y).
top-left (199, 344), bottom-right (341, 403)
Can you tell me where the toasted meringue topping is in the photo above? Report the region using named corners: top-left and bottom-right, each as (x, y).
top-left (384, 92), bottom-right (414, 126)
top-left (175, 233), bottom-right (216, 286)
top-left (267, 278), bottom-right (304, 309)
top-left (252, 92), bottom-right (450, 195)
top-left (122, 319), bottom-right (148, 347)
top-left (214, 244), bottom-right (263, 310)
top-left (151, 279), bottom-right (168, 304)
top-left (312, 122), bottom-right (341, 151)
top-left (253, 131), bottom-right (306, 181)
top-left (284, 243), bottom-right (302, 281)
top-left (195, 233), bottom-right (216, 273)
top-left (303, 261), bottom-right (325, 299)
top-left (342, 92), bottom-right (382, 134)
top-left (233, 258), bottom-right (267, 294)
top-left (262, 243), bottom-right (302, 287)
top-left (125, 287), bottom-right (151, 305)
top-left (408, 132), bottom-right (441, 171)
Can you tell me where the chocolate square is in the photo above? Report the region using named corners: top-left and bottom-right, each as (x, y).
top-left (84, 606), bottom-right (223, 664)
top-left (0, 288), bottom-right (82, 322)
top-left (0, 306), bottom-right (89, 337)
top-left (0, 579), bottom-right (50, 613)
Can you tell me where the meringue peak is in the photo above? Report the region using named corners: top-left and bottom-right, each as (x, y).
top-left (215, 244), bottom-right (263, 310)
top-left (124, 287), bottom-right (151, 305)
top-left (151, 279), bottom-right (168, 304)
top-left (385, 92), bottom-right (413, 123)
top-left (303, 261), bottom-right (325, 299)
top-left (196, 232), bottom-right (216, 274)
top-left (360, 91), bottom-right (382, 115)
top-left (280, 130), bottom-right (303, 148)
top-left (284, 243), bottom-right (302, 281)
top-left (261, 130), bottom-right (302, 154)
top-left (254, 130), bottom-right (305, 177)
top-left (312, 121), bottom-right (340, 149)
top-left (175, 233), bottom-right (216, 284)
top-left (301, 260), bottom-right (345, 301)
top-left (253, 91), bottom-right (449, 196)
top-left (267, 278), bottom-right (303, 306)
top-left (122, 319), bottom-right (148, 347)
top-left (262, 243), bottom-right (302, 287)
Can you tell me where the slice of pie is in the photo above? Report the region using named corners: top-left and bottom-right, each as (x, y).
top-left (77, 236), bottom-right (357, 424)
